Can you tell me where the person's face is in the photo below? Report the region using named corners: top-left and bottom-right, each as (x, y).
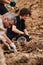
top-left (8, 19), bottom-right (14, 28)
top-left (3, 17), bottom-right (14, 28)
top-left (21, 14), bottom-right (29, 21)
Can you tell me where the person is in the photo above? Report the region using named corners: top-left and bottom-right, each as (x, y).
top-left (7, 0), bottom-right (19, 13)
top-left (0, 2), bottom-right (8, 15)
top-left (7, 8), bottom-right (31, 42)
top-left (0, 0), bottom-right (12, 15)
top-left (0, 12), bottom-right (17, 52)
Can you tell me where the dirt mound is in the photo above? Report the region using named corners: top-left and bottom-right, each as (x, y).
top-left (5, 52), bottom-right (43, 65)
top-left (0, 36), bottom-right (43, 65)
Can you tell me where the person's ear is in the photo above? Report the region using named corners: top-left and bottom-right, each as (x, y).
top-left (3, 17), bottom-right (8, 22)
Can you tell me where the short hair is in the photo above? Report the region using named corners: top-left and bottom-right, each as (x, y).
top-left (3, 12), bottom-right (16, 20)
top-left (19, 8), bottom-right (31, 16)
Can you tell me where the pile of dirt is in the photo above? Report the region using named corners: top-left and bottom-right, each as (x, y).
top-left (5, 52), bottom-right (43, 65)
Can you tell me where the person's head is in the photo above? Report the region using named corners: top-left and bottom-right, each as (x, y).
top-left (3, 12), bottom-right (16, 28)
top-left (0, 0), bottom-right (12, 4)
top-left (19, 8), bottom-right (31, 20)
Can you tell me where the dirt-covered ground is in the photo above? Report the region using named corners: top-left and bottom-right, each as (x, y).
top-left (0, 0), bottom-right (43, 65)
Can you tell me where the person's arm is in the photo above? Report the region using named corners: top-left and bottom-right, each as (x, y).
top-left (12, 25), bottom-right (24, 35)
top-left (2, 32), bottom-right (17, 52)
top-left (2, 32), bottom-right (12, 44)
top-left (0, 0), bottom-right (11, 4)
top-left (0, 17), bottom-right (6, 31)
top-left (24, 29), bottom-right (29, 35)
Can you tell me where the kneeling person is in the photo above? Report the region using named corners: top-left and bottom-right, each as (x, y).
top-left (0, 12), bottom-right (17, 52)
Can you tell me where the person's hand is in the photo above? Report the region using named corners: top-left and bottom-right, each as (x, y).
top-left (10, 43), bottom-right (17, 52)
top-left (20, 34), bottom-right (32, 41)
